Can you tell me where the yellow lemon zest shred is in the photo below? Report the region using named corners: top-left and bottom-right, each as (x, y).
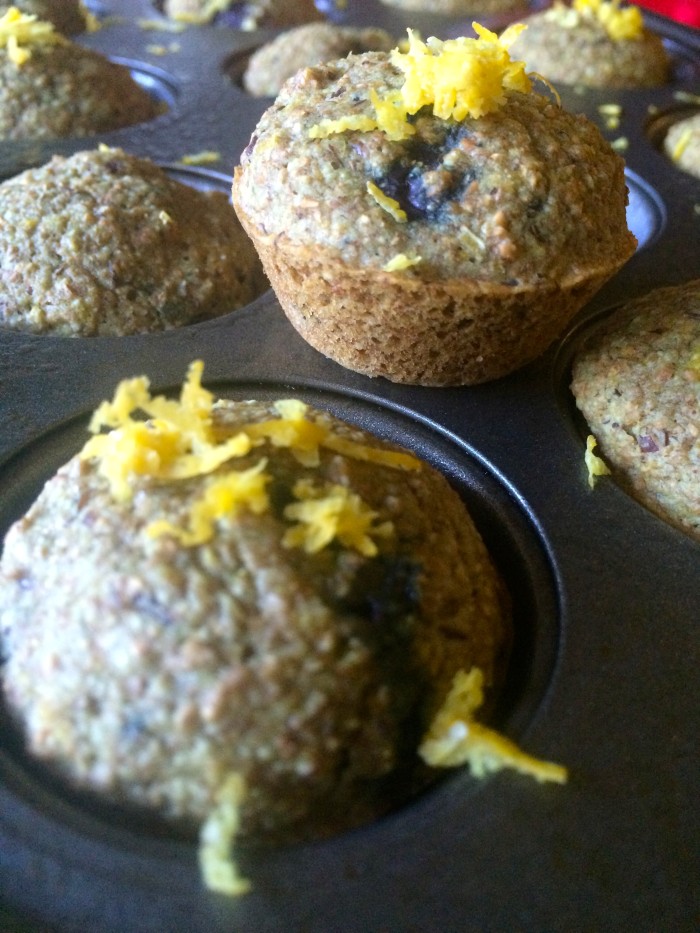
top-left (671, 126), bottom-right (693, 163)
top-left (81, 364), bottom-right (419, 549)
top-left (308, 114), bottom-right (378, 139)
top-left (282, 479), bottom-right (394, 556)
top-left (198, 773), bottom-right (251, 897)
top-left (383, 253), bottom-right (422, 271)
top-left (0, 7), bottom-right (65, 63)
top-left (585, 434), bottom-right (611, 489)
top-left (419, 669), bottom-right (568, 784)
top-left (147, 459), bottom-right (270, 546)
top-left (367, 180), bottom-right (407, 222)
top-left (309, 24), bottom-right (531, 141)
top-left (550, 0), bottom-right (644, 41)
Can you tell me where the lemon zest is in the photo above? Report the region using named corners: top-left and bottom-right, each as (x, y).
top-left (198, 773), bottom-right (251, 897)
top-left (81, 364), bottom-right (420, 549)
top-left (383, 253), bottom-right (422, 271)
top-left (367, 181), bottom-right (407, 223)
top-left (548, 0), bottom-right (644, 41)
top-left (671, 126), bottom-right (693, 163)
top-left (584, 434), bottom-right (611, 489)
top-left (146, 460), bottom-right (270, 546)
top-left (419, 669), bottom-right (568, 783)
top-left (309, 24), bottom-right (531, 142)
top-left (0, 6), bottom-right (65, 62)
top-left (283, 479), bottom-right (394, 556)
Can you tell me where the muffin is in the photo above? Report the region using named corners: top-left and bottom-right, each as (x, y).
top-left (0, 362), bottom-right (512, 848)
top-left (232, 28), bottom-right (636, 386)
top-left (243, 22), bottom-right (395, 98)
top-left (0, 8), bottom-right (161, 140)
top-left (571, 280), bottom-right (700, 542)
top-left (164, 0), bottom-right (323, 29)
top-left (0, 0), bottom-right (89, 35)
top-left (0, 147), bottom-right (267, 336)
top-left (379, 0), bottom-right (526, 13)
top-left (508, 0), bottom-right (670, 89)
top-left (664, 112), bottom-right (700, 181)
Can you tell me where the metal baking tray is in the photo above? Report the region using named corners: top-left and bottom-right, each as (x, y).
top-left (0, 2), bottom-right (698, 930)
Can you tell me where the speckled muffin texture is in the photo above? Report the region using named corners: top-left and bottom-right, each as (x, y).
top-left (164, 0), bottom-right (323, 28)
top-left (508, 5), bottom-right (670, 88)
top-left (0, 396), bottom-right (510, 843)
top-left (0, 39), bottom-right (161, 140)
top-left (243, 22), bottom-right (394, 98)
top-left (0, 147), bottom-right (267, 336)
top-left (233, 51), bottom-right (636, 386)
top-left (379, 0), bottom-right (526, 12)
top-left (0, 0), bottom-right (88, 35)
top-left (664, 112), bottom-right (700, 180)
top-left (571, 280), bottom-right (700, 542)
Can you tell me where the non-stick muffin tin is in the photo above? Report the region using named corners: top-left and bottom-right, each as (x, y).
top-left (0, 2), bottom-right (698, 930)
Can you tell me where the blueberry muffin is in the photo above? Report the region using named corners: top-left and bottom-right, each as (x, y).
top-left (0, 0), bottom-right (89, 35)
top-left (233, 29), bottom-right (636, 385)
top-left (243, 22), bottom-right (394, 98)
top-left (664, 112), bottom-right (700, 180)
top-left (571, 280), bottom-right (700, 542)
top-left (508, 0), bottom-right (670, 89)
top-left (0, 364), bottom-right (511, 845)
top-left (0, 8), bottom-right (161, 140)
top-left (164, 0), bottom-right (323, 29)
top-left (0, 147), bottom-right (267, 336)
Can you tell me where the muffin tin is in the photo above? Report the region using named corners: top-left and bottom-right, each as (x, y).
top-left (0, 2), bottom-right (698, 930)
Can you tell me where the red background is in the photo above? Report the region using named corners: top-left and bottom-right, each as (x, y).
top-left (635, 0), bottom-right (700, 27)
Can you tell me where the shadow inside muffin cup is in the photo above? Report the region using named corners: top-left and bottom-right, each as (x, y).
top-left (113, 56), bottom-right (180, 114)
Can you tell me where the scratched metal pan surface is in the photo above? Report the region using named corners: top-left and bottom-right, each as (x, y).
top-left (0, 1), bottom-right (698, 930)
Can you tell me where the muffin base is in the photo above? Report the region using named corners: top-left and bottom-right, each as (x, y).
top-left (236, 221), bottom-right (636, 386)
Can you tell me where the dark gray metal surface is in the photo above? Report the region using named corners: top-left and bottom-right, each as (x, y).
top-left (0, 2), bottom-right (698, 930)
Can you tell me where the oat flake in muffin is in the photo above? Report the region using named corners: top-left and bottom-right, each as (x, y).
top-left (0, 9), bottom-right (161, 140)
top-left (0, 147), bottom-right (267, 336)
top-left (508, 0), bottom-right (670, 89)
top-left (233, 28), bottom-right (636, 385)
top-left (243, 22), bottom-right (395, 98)
top-left (0, 361), bottom-right (514, 847)
top-left (571, 280), bottom-right (700, 542)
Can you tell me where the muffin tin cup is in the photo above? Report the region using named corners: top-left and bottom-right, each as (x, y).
top-left (0, 2), bottom-right (699, 930)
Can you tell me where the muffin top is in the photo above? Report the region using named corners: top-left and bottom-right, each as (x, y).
top-left (0, 9), bottom-right (161, 140)
top-left (234, 29), bottom-right (635, 287)
top-left (243, 22), bottom-right (395, 98)
top-left (0, 147), bottom-right (266, 336)
top-left (507, 0), bottom-right (670, 88)
top-left (0, 363), bottom-right (511, 844)
top-left (164, 0), bottom-right (323, 29)
top-left (0, 0), bottom-right (89, 35)
top-left (571, 280), bottom-right (700, 542)
top-left (664, 112), bottom-right (700, 181)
